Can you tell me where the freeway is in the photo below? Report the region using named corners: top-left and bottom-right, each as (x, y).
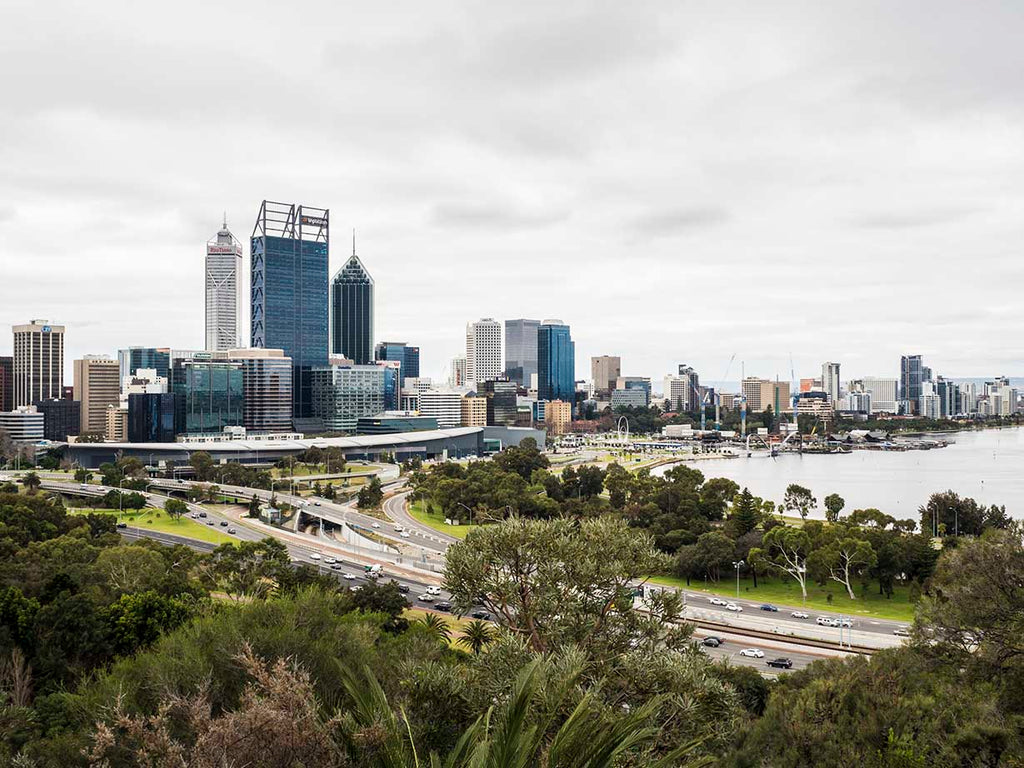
top-left (383, 490), bottom-right (460, 547)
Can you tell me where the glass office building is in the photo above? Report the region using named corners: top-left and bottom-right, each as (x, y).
top-left (34, 398), bottom-right (80, 441)
top-left (537, 320), bottom-right (575, 402)
top-left (374, 341), bottom-right (419, 383)
top-left (900, 355), bottom-right (924, 415)
top-left (118, 347), bottom-right (171, 381)
top-left (480, 378), bottom-right (518, 426)
top-left (128, 392), bottom-right (177, 443)
top-left (251, 201), bottom-right (329, 420)
top-left (171, 356), bottom-right (243, 435)
top-left (331, 242), bottom-right (374, 364)
top-left (504, 319), bottom-right (540, 387)
top-left (311, 364), bottom-right (385, 433)
top-left (378, 361), bottom-right (401, 411)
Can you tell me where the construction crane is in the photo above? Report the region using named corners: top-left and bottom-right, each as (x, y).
top-left (740, 361), bottom-right (747, 438)
top-left (714, 353), bottom-right (736, 430)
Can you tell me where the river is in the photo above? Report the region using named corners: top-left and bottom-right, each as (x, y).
top-left (653, 427), bottom-right (1023, 520)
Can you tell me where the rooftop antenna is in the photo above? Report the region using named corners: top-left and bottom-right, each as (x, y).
top-left (352, 228), bottom-right (356, 257)
top-left (223, 211), bottom-right (227, 229)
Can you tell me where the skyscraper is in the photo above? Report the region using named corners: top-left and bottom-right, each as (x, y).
top-left (217, 348), bottom-right (293, 433)
top-left (118, 347), bottom-right (171, 381)
top-left (900, 355), bottom-right (924, 415)
top-left (375, 342), bottom-right (419, 383)
top-left (73, 356), bottom-right (122, 436)
top-left (504, 319), bottom-right (540, 387)
top-left (251, 200), bottom-right (329, 420)
top-left (331, 235), bottom-right (374, 365)
top-left (590, 356), bottom-right (621, 398)
top-left (171, 354), bottom-right (244, 435)
top-left (537, 320), bottom-right (575, 402)
top-left (466, 319), bottom-right (503, 385)
top-left (822, 361), bottom-right (841, 405)
top-left (205, 216), bottom-right (244, 351)
top-left (0, 356), bottom-right (12, 412)
top-left (13, 320), bottom-right (64, 408)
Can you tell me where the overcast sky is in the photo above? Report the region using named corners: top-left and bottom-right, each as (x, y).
top-left (1, 0), bottom-right (1022, 385)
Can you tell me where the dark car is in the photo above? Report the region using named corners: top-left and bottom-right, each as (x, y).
top-left (471, 610), bottom-right (491, 621)
top-left (701, 636), bottom-right (722, 647)
top-left (766, 657), bottom-right (793, 669)
top-left (198, 512), bottom-right (207, 518)
top-left (115, 522), bottom-right (128, 529)
top-left (219, 521), bottom-right (229, 527)
top-left (396, 584), bottom-right (410, 594)
top-left (760, 604), bottom-right (779, 612)
top-left (435, 602), bottom-right (453, 612)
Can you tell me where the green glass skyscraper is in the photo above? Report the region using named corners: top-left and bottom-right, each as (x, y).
top-left (331, 235), bottom-right (374, 364)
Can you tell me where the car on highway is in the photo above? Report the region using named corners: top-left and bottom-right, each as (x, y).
top-left (198, 511), bottom-right (207, 518)
top-left (838, 617), bottom-right (853, 628)
top-left (893, 626), bottom-right (911, 637)
top-left (310, 553), bottom-right (321, 561)
top-left (330, 564), bottom-right (342, 571)
top-left (372, 522), bottom-right (381, 528)
top-left (426, 586), bottom-right (442, 596)
top-left (116, 522), bottom-right (128, 529)
top-left (393, 524), bottom-right (404, 532)
top-left (471, 610), bottom-right (491, 620)
top-left (816, 616), bottom-right (838, 627)
top-left (435, 602), bottom-right (453, 612)
top-left (396, 584), bottom-right (411, 594)
top-left (342, 573), bottom-right (356, 580)
top-left (417, 593), bottom-right (434, 602)
top-left (726, 603), bottom-right (742, 612)
top-left (314, 502), bottom-right (321, 506)
top-left (349, 586), bottom-right (360, 592)
top-left (227, 528), bottom-right (237, 534)
top-left (708, 597), bottom-right (728, 606)
top-left (324, 557), bottom-right (337, 564)
top-left (791, 611), bottom-right (809, 619)
top-left (400, 531), bottom-right (410, 538)
top-left (766, 657), bottom-right (793, 669)
top-left (701, 636), bottom-right (722, 647)
top-left (739, 648), bottom-right (764, 658)
top-left (759, 604), bottom-right (779, 612)
top-left (206, 521), bottom-right (215, 526)
top-left (219, 521), bottom-right (228, 526)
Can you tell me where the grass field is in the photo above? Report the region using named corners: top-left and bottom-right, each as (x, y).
top-left (406, 499), bottom-right (475, 539)
top-left (75, 508), bottom-right (237, 546)
top-left (651, 574), bottom-right (916, 621)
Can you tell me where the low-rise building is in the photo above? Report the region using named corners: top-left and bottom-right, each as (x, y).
top-left (544, 399), bottom-right (572, 435)
top-left (33, 398), bottom-right (81, 441)
top-left (417, 390), bottom-right (463, 429)
top-left (0, 406), bottom-right (44, 442)
top-left (461, 395), bottom-right (487, 427)
top-left (105, 405), bottom-right (128, 442)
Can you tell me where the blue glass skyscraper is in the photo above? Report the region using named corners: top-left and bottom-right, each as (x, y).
top-left (251, 201), bottom-right (329, 420)
top-left (374, 341), bottom-right (420, 383)
top-left (537, 320), bottom-right (575, 402)
top-left (331, 237), bottom-right (374, 364)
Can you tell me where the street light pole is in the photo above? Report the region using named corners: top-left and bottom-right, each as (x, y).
top-left (732, 560), bottom-right (745, 599)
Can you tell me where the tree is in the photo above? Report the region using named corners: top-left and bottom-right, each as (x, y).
top-left (824, 493), bottom-right (845, 523)
top-left (729, 488), bottom-right (760, 536)
top-left (20, 472), bottom-right (41, 494)
top-left (693, 530), bottom-right (735, 582)
top-left (357, 476), bottom-right (383, 509)
top-left (457, 619), bottom-right (495, 654)
top-left (782, 484), bottom-right (816, 520)
top-left (417, 612), bottom-right (452, 644)
top-left (74, 468), bottom-right (91, 484)
top-left (209, 537), bottom-right (290, 600)
top-left (918, 490), bottom-right (1003, 538)
top-left (444, 516), bottom-right (681, 655)
top-left (491, 437), bottom-right (549, 479)
top-left (808, 532), bottom-right (876, 600)
top-left (349, 580), bottom-right (409, 633)
top-left (247, 495), bottom-right (261, 517)
top-left (103, 590), bottom-right (192, 656)
top-left (749, 526), bottom-right (812, 599)
top-left (163, 498), bottom-right (188, 520)
top-left (603, 463), bottom-right (633, 509)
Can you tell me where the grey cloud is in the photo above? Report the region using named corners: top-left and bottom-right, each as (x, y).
top-left (629, 207), bottom-right (729, 237)
top-left (849, 207), bottom-right (984, 230)
top-left (430, 203), bottom-right (570, 230)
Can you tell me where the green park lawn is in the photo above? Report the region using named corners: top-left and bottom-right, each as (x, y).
top-left (651, 574), bottom-right (916, 622)
top-left (73, 508), bottom-right (236, 546)
top-left (406, 499), bottom-right (474, 540)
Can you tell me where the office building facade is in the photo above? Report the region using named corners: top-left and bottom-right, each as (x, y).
top-left (116, 347), bottom-right (172, 385)
top-left (742, 378), bottom-right (792, 414)
top-left (504, 319), bottom-right (540, 387)
top-left (378, 360), bottom-right (402, 411)
top-left (591, 356), bottom-right (621, 398)
top-left (418, 390), bottom-right (463, 429)
top-left (461, 395), bottom-right (487, 427)
top-left (375, 341), bottom-right (419, 383)
top-left (13, 320), bottom-right (64, 408)
top-left (480, 378), bottom-right (518, 426)
top-left (34, 398), bottom-right (80, 441)
top-left (544, 399), bottom-right (572, 435)
top-left (466, 319), bottom-right (503, 385)
top-left (310, 364), bottom-right (385, 433)
top-left (105, 405), bottom-right (128, 442)
top-left (615, 376), bottom-right (651, 406)
top-left (859, 377), bottom-right (898, 414)
top-left (218, 348), bottom-right (293, 433)
top-left (251, 200), bottom-right (329, 420)
top-left (537, 320), bottom-right (574, 402)
top-left (73, 356), bottom-right (120, 436)
top-left (128, 392), bottom-right (177, 443)
top-left (331, 242), bottom-right (374, 364)
top-left (0, 406), bottom-right (44, 443)
top-left (205, 217), bottom-right (244, 351)
top-left (449, 356), bottom-right (467, 388)
top-left (171, 355), bottom-right (244, 435)
top-left (822, 361), bottom-right (841, 404)
top-left (611, 388), bottom-right (648, 409)
top-left (0, 357), bottom-right (12, 413)
top-left (900, 355), bottom-right (924, 415)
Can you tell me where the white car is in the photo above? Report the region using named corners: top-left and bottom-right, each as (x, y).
top-left (791, 611), bottom-right (809, 619)
top-left (309, 553), bottom-right (321, 561)
top-left (726, 603), bottom-right (742, 612)
top-left (837, 618), bottom-right (853, 628)
top-left (739, 648), bottom-right (764, 658)
top-left (816, 616), bottom-right (838, 627)
top-left (371, 522), bottom-right (381, 529)
top-left (400, 531), bottom-right (410, 538)
top-left (417, 593), bottom-right (434, 602)
top-left (393, 525), bottom-right (404, 532)
top-left (342, 573), bottom-right (356, 581)
top-left (893, 627), bottom-right (911, 637)
top-left (324, 557), bottom-right (337, 564)
top-left (708, 597), bottom-right (728, 606)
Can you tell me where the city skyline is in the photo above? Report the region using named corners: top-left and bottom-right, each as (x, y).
top-left (3, 3), bottom-right (1024, 380)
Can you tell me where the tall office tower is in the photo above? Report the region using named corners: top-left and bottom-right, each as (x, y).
top-left (331, 235), bottom-right (374, 364)
top-left (118, 347), bottom-right (171, 382)
top-left (217, 348), bottom-right (293, 433)
top-left (310, 364), bottom-right (385, 433)
top-left (900, 355), bottom-right (924, 415)
top-left (465, 318), bottom-right (503, 385)
top-left (375, 342), bottom-right (420, 383)
top-left (377, 359), bottom-right (402, 410)
top-left (861, 377), bottom-right (898, 414)
top-left (590, 356), bottom-right (621, 398)
top-left (0, 356), bottom-right (12, 412)
top-left (741, 378), bottom-right (792, 415)
top-left (936, 377), bottom-right (961, 418)
top-left (822, 362), bottom-right (841, 404)
top-left (73, 356), bottom-right (120, 435)
top-left (205, 216), bottom-right (244, 351)
top-left (251, 201), bottom-right (329, 421)
top-left (504, 319), bottom-right (540, 387)
top-left (13, 320), bottom-right (64, 407)
top-left (449, 356), bottom-right (467, 388)
top-left (171, 354), bottom-right (244, 435)
top-left (537, 320), bottom-right (575, 402)
top-left (480, 378), bottom-right (518, 426)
